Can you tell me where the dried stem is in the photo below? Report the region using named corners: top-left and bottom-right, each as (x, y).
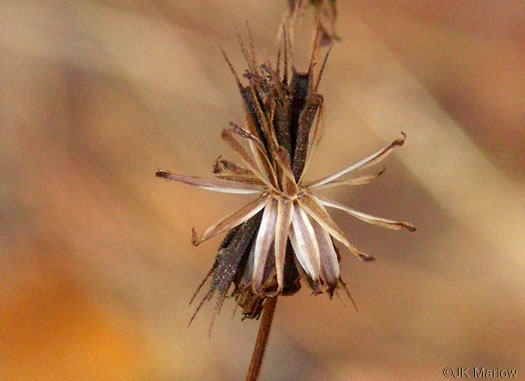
top-left (245, 296), bottom-right (278, 381)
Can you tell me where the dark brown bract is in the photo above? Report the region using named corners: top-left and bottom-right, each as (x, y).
top-left (156, 30), bottom-right (416, 330)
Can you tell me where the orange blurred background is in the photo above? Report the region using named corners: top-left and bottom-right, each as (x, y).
top-left (1, 1), bottom-right (524, 380)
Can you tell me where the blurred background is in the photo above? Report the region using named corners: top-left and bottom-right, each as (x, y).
top-left (1, 1), bottom-right (524, 380)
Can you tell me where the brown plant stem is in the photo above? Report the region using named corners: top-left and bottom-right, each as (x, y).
top-left (245, 296), bottom-right (278, 381)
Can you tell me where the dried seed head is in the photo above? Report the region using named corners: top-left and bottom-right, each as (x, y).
top-left (157, 27), bottom-right (416, 330)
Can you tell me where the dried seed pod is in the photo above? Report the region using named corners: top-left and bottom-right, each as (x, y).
top-left (157, 28), bottom-right (415, 329)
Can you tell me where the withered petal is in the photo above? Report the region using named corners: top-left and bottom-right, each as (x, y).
top-left (312, 167), bottom-right (385, 189)
top-left (229, 122), bottom-right (279, 186)
top-left (229, 122), bottom-right (267, 153)
top-left (299, 193), bottom-right (375, 261)
top-left (275, 146), bottom-right (298, 195)
top-left (192, 195), bottom-right (268, 246)
top-left (221, 128), bottom-right (276, 190)
top-left (289, 204), bottom-right (321, 281)
top-left (213, 156), bottom-right (254, 176)
top-left (252, 198), bottom-right (278, 294)
top-left (308, 132), bottom-right (406, 188)
top-left (212, 156), bottom-right (266, 186)
top-left (311, 218), bottom-right (340, 287)
top-left (155, 170), bottom-right (264, 194)
top-left (274, 198), bottom-right (294, 292)
top-left (216, 175), bottom-right (266, 186)
top-left (297, 193), bottom-right (347, 243)
top-left (316, 194), bottom-right (417, 232)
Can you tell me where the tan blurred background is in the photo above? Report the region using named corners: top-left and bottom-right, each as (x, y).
top-left (1, 1), bottom-right (524, 380)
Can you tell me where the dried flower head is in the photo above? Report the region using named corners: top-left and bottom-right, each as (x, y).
top-left (156, 29), bottom-right (416, 329)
